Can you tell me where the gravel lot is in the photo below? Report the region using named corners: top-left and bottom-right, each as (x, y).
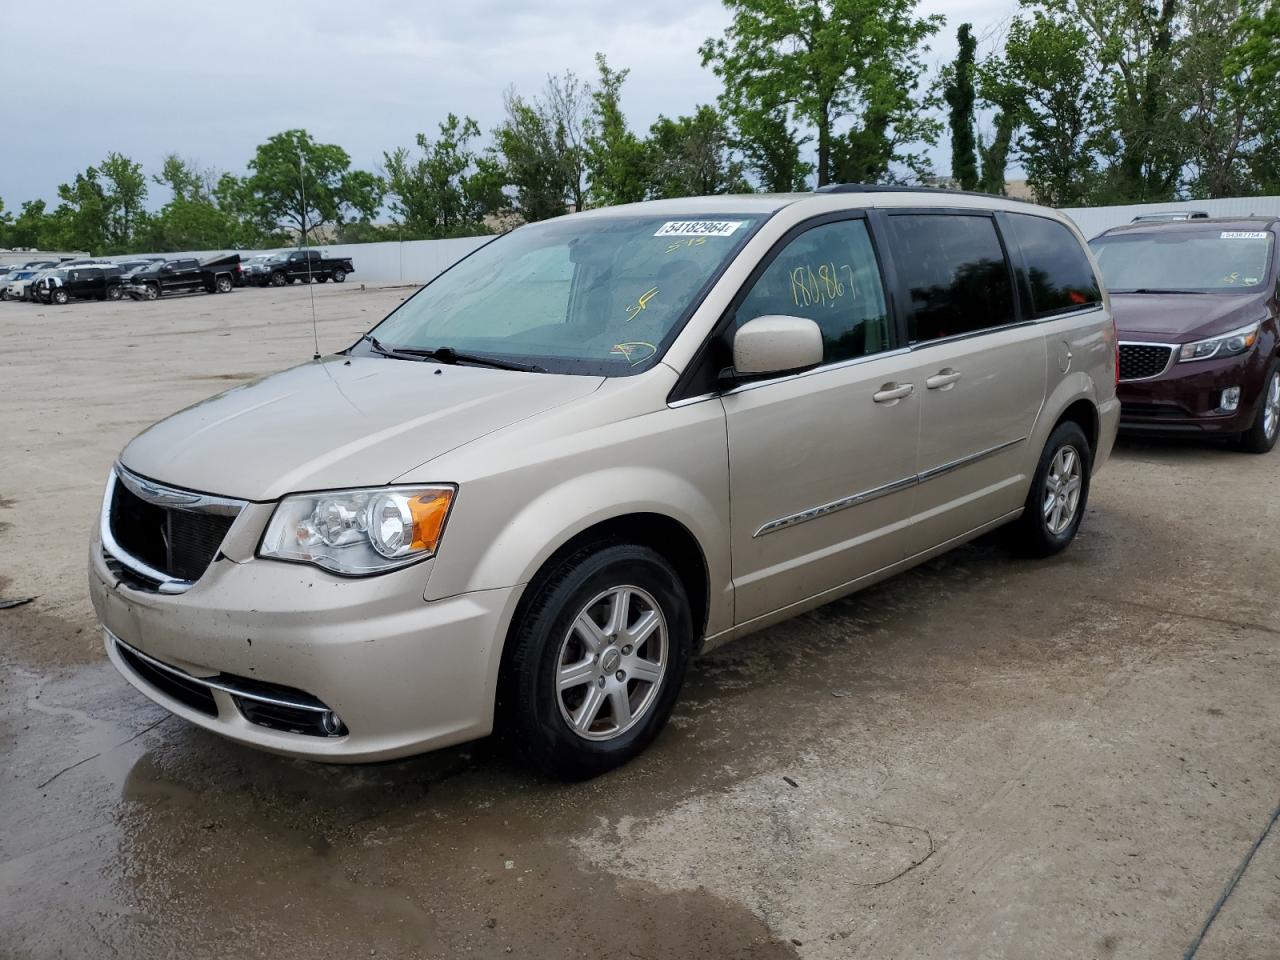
top-left (1, 283), bottom-right (1277, 959)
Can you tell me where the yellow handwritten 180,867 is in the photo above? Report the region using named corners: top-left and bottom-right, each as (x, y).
top-left (790, 262), bottom-right (860, 307)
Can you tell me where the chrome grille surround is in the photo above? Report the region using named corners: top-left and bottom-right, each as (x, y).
top-left (1118, 342), bottom-right (1177, 382)
top-left (100, 464), bottom-right (247, 594)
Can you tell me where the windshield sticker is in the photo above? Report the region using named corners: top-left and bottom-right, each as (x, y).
top-left (611, 341), bottom-right (657, 365)
top-left (654, 220), bottom-right (744, 238)
top-left (1245, 277), bottom-right (1260, 285)
top-left (624, 286), bottom-right (660, 322)
top-left (1221, 231), bottom-right (1268, 239)
top-left (665, 237), bottom-right (708, 254)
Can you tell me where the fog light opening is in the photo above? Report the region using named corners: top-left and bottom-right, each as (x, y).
top-left (1220, 386), bottom-right (1242, 412)
top-left (321, 711), bottom-right (346, 736)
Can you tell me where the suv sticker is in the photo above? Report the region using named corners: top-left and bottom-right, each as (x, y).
top-left (1220, 231), bottom-right (1269, 239)
top-left (654, 220), bottom-right (744, 237)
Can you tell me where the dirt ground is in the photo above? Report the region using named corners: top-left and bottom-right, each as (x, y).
top-left (1, 283), bottom-right (1277, 959)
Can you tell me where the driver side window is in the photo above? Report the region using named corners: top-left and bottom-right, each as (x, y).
top-left (735, 219), bottom-right (890, 364)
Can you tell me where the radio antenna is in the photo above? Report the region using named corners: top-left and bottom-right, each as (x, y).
top-left (299, 147), bottom-right (320, 360)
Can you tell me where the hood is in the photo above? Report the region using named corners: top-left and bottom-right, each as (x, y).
top-left (1111, 291), bottom-right (1270, 343)
top-left (120, 356), bottom-right (604, 501)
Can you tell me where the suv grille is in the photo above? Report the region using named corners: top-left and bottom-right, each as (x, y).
top-left (108, 475), bottom-right (237, 583)
top-left (1119, 343), bottom-right (1175, 381)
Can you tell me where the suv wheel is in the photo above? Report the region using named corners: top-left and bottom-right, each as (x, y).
top-left (1010, 421), bottom-right (1092, 557)
top-left (1239, 364), bottom-right (1280, 454)
top-left (503, 544), bottom-right (692, 779)
top-left (270, 271), bottom-right (286, 287)
top-left (107, 286), bottom-right (122, 301)
top-left (332, 268), bottom-right (346, 283)
top-left (215, 276), bottom-right (232, 293)
top-left (52, 288), bottom-right (69, 305)
top-left (145, 283), bottom-right (160, 301)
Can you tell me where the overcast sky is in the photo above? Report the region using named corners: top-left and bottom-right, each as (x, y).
top-left (1, 0), bottom-right (1017, 209)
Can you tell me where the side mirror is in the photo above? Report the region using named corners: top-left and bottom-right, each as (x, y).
top-left (731, 315), bottom-right (824, 377)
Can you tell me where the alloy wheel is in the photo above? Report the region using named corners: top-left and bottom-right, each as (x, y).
top-left (1043, 444), bottom-right (1082, 535)
top-left (555, 585), bottom-right (668, 741)
top-left (1264, 372), bottom-right (1279, 441)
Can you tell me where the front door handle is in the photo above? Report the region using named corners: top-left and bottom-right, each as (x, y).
top-left (873, 382), bottom-right (914, 404)
top-left (925, 369), bottom-right (962, 390)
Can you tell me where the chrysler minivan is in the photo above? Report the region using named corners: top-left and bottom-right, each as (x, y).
top-left (90, 188), bottom-right (1119, 777)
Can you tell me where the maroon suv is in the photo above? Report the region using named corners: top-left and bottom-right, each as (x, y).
top-left (1090, 219), bottom-right (1280, 453)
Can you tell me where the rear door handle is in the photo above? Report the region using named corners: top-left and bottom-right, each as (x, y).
top-left (925, 369), bottom-right (962, 390)
top-left (873, 382), bottom-right (914, 404)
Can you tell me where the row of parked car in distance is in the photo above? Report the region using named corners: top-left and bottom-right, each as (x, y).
top-left (0, 249), bottom-right (355, 305)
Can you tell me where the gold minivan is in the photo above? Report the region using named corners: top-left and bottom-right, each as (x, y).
top-left (90, 188), bottom-right (1119, 777)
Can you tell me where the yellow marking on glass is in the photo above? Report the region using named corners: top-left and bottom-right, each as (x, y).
top-left (625, 286), bottom-right (660, 322)
top-left (665, 237), bottom-right (708, 254)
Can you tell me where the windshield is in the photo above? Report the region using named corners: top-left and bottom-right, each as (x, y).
top-left (366, 214), bottom-right (764, 375)
top-left (1090, 230), bottom-right (1274, 293)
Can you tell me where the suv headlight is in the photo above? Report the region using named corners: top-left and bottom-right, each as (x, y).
top-left (1178, 322), bottom-right (1260, 362)
top-left (260, 485), bottom-right (455, 576)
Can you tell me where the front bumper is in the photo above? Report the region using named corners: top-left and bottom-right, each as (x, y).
top-left (89, 537), bottom-right (520, 762)
top-left (1118, 349), bottom-right (1269, 434)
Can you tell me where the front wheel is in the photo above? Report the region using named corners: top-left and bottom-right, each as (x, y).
top-left (331, 268), bottom-right (346, 283)
top-left (107, 285), bottom-right (122, 301)
top-left (1238, 365), bottom-right (1280, 454)
top-left (502, 544), bottom-right (692, 779)
top-left (1009, 421), bottom-right (1092, 557)
top-left (144, 283), bottom-right (160, 301)
top-left (52, 289), bottom-right (69, 305)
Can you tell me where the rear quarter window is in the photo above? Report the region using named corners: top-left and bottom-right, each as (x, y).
top-left (1004, 213), bottom-right (1101, 317)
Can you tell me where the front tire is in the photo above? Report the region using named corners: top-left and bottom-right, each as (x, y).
top-left (1009, 421), bottom-right (1092, 557)
top-left (52, 289), bottom-right (68, 305)
top-left (107, 286), bottom-right (122, 301)
top-left (145, 283), bottom-right (159, 301)
top-left (1238, 364), bottom-right (1280, 454)
top-left (502, 544), bottom-right (692, 779)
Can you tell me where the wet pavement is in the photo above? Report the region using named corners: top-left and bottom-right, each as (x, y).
top-left (2, 286), bottom-right (1277, 958)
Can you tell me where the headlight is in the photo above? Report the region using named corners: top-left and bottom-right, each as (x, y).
top-left (259, 485), bottom-right (455, 576)
top-left (1178, 322), bottom-right (1260, 362)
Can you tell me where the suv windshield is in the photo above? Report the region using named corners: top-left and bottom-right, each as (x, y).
top-left (1090, 229), bottom-right (1274, 293)
top-left (366, 214), bottom-right (763, 375)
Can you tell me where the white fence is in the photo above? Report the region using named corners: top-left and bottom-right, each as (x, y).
top-left (1062, 196), bottom-right (1280, 239)
top-left (289, 236), bottom-right (492, 284)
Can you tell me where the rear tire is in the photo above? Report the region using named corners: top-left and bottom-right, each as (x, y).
top-left (1009, 421), bottom-right (1092, 557)
top-left (215, 275), bottom-right (232, 293)
top-left (270, 271), bottom-right (286, 287)
top-left (1238, 364), bottom-right (1280, 454)
top-left (501, 543), bottom-right (692, 780)
top-left (145, 283), bottom-right (159, 301)
top-left (107, 286), bottom-right (122, 301)
top-left (331, 268), bottom-right (346, 283)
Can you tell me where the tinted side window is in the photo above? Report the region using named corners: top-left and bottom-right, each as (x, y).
top-left (885, 214), bottom-right (1015, 343)
top-left (735, 219), bottom-right (890, 363)
top-left (1005, 213), bottom-right (1101, 316)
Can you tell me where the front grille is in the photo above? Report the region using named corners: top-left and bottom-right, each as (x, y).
top-left (1119, 343), bottom-right (1175, 381)
top-left (109, 478), bottom-right (235, 582)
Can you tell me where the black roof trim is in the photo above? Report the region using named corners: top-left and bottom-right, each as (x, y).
top-left (814, 183), bottom-right (1034, 205)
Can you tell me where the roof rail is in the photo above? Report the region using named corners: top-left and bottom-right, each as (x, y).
top-left (815, 183), bottom-right (1034, 204)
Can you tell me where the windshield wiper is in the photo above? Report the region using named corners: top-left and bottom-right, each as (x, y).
top-left (362, 335), bottom-right (543, 372)
top-left (1112, 288), bottom-right (1208, 295)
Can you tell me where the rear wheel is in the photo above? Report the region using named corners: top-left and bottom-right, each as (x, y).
top-left (0, 289), bottom-right (8, 302)
top-left (1239, 365), bottom-right (1280, 454)
top-left (1009, 421), bottom-right (1092, 557)
top-left (215, 275), bottom-right (233, 293)
top-left (502, 544), bottom-right (692, 779)
top-left (145, 283), bottom-right (160, 301)
top-left (270, 271), bottom-right (286, 287)
top-left (331, 268), bottom-right (346, 283)
top-left (107, 286), bottom-right (122, 301)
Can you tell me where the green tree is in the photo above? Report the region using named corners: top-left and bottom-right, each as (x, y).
top-left (700, 0), bottom-right (943, 186)
top-left (647, 105), bottom-right (752, 198)
top-left (246, 130), bottom-right (382, 244)
top-left (730, 103), bottom-right (812, 191)
top-left (1232, 0), bottom-right (1280, 191)
top-left (585, 54), bottom-right (650, 206)
top-left (98, 152), bottom-right (149, 250)
top-left (495, 88), bottom-right (574, 222)
top-left (5, 200), bottom-right (54, 249)
top-left (944, 23), bottom-right (980, 189)
top-left (650, 107), bottom-right (745, 198)
top-left (383, 114), bottom-right (504, 238)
